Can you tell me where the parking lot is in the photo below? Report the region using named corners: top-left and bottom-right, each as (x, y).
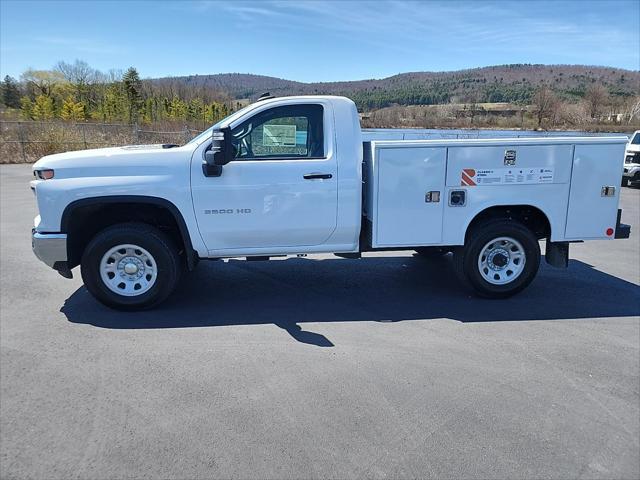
top-left (1, 163), bottom-right (639, 479)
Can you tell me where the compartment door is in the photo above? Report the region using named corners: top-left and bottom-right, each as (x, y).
top-left (375, 147), bottom-right (447, 246)
top-left (565, 143), bottom-right (624, 240)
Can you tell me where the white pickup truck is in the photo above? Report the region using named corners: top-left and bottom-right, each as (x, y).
top-left (623, 130), bottom-right (640, 186)
top-left (31, 95), bottom-right (631, 310)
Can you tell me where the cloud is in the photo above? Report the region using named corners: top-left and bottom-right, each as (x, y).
top-left (207, 0), bottom-right (638, 64)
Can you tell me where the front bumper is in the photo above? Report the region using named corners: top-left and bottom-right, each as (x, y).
top-left (623, 171), bottom-right (640, 182)
top-left (32, 229), bottom-right (69, 271)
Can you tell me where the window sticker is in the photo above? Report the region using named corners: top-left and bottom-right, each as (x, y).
top-left (263, 124), bottom-right (297, 146)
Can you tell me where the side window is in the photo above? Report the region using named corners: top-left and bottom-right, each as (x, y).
top-left (231, 104), bottom-right (324, 160)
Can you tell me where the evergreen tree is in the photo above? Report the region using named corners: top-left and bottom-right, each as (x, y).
top-left (168, 96), bottom-right (187, 120)
top-left (60, 96), bottom-right (85, 121)
top-left (122, 67), bottom-right (142, 123)
top-left (2, 75), bottom-right (22, 108)
top-left (20, 97), bottom-right (33, 119)
top-left (31, 95), bottom-right (55, 120)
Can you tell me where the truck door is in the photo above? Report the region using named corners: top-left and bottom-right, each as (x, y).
top-left (191, 103), bottom-right (338, 252)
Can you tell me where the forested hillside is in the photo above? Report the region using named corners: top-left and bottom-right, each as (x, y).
top-left (1, 62), bottom-right (639, 130)
top-left (158, 64), bottom-right (640, 109)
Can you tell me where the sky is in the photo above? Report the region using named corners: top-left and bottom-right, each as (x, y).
top-left (1, 0), bottom-right (639, 82)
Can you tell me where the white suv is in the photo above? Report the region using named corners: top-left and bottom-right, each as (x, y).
top-left (623, 130), bottom-right (640, 187)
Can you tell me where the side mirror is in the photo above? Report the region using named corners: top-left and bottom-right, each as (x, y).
top-left (202, 127), bottom-right (233, 177)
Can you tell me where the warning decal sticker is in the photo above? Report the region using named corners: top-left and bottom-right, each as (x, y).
top-left (461, 169), bottom-right (477, 186)
top-left (461, 167), bottom-right (554, 186)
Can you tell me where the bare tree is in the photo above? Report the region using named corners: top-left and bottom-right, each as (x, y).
top-left (626, 96), bottom-right (640, 124)
top-left (532, 86), bottom-right (558, 127)
top-left (56, 60), bottom-right (97, 86)
top-left (584, 84), bottom-right (609, 119)
top-left (558, 102), bottom-right (588, 126)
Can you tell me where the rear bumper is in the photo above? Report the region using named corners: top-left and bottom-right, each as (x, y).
top-left (32, 229), bottom-right (67, 268)
top-left (615, 209), bottom-right (631, 239)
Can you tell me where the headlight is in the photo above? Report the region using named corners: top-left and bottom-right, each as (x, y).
top-left (34, 169), bottom-right (54, 180)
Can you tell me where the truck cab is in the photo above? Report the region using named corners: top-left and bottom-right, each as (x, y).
top-left (190, 96), bottom-right (363, 257)
top-left (31, 95), bottom-right (631, 310)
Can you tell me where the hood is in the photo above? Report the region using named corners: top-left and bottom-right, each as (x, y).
top-left (626, 143), bottom-right (640, 153)
top-left (32, 144), bottom-right (194, 179)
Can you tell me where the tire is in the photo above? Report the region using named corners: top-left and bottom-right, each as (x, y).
top-left (415, 247), bottom-right (449, 258)
top-left (621, 177), bottom-right (629, 187)
top-left (453, 220), bottom-right (541, 298)
top-left (81, 222), bottom-right (181, 310)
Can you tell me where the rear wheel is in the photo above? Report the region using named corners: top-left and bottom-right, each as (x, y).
top-left (81, 223), bottom-right (180, 310)
top-left (453, 220), bottom-right (540, 298)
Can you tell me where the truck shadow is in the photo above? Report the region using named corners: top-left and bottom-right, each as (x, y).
top-left (61, 255), bottom-right (640, 347)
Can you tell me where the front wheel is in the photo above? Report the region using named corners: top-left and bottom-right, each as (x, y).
top-left (453, 220), bottom-right (541, 298)
top-left (81, 223), bottom-right (181, 310)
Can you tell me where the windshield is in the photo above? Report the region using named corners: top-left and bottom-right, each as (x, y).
top-left (631, 133), bottom-right (640, 145)
top-left (186, 103), bottom-right (258, 145)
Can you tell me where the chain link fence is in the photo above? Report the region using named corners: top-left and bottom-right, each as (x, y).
top-left (0, 121), bottom-right (204, 163)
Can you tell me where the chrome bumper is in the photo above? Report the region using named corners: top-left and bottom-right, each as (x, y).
top-left (32, 229), bottom-right (67, 268)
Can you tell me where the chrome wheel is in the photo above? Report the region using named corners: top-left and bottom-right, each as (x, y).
top-left (477, 236), bottom-right (526, 285)
top-left (99, 244), bottom-right (157, 296)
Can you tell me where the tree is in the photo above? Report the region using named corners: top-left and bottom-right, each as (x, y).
top-left (60, 96), bottom-right (85, 121)
top-left (20, 69), bottom-right (65, 97)
top-left (31, 94), bottom-right (55, 120)
top-left (1, 76), bottom-right (21, 108)
top-left (626, 96), bottom-right (640, 124)
top-left (584, 84), bottom-right (609, 119)
top-left (20, 97), bottom-right (33, 119)
top-left (55, 60), bottom-right (98, 104)
top-left (122, 67), bottom-right (142, 123)
top-left (532, 86), bottom-right (558, 127)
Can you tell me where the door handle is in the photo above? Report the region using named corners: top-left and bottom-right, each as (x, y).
top-left (303, 173), bottom-right (332, 180)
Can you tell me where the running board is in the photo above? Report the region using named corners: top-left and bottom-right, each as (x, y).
top-left (334, 252), bottom-right (361, 259)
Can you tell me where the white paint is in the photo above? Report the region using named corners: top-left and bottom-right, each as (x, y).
top-left (31, 96), bottom-right (628, 265)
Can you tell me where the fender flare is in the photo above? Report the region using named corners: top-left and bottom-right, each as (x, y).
top-left (463, 203), bottom-right (553, 240)
top-left (61, 195), bottom-right (198, 270)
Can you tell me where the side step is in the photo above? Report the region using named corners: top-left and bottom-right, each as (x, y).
top-left (334, 252), bottom-right (361, 259)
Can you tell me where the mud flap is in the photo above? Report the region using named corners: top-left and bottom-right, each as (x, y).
top-left (545, 240), bottom-right (569, 268)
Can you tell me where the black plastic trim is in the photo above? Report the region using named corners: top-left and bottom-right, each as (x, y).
top-left (60, 195), bottom-right (199, 270)
top-left (615, 209), bottom-right (631, 239)
top-left (53, 261), bottom-right (73, 279)
top-left (545, 240), bottom-right (569, 268)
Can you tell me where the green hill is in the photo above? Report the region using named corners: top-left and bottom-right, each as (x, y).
top-left (154, 64), bottom-right (640, 110)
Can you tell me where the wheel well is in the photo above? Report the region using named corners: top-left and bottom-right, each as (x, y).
top-left (62, 198), bottom-right (196, 270)
top-left (466, 205), bottom-right (551, 240)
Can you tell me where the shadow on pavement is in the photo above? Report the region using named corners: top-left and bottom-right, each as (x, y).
top-left (61, 255), bottom-right (640, 346)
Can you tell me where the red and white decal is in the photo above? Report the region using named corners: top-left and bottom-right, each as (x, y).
top-left (461, 168), bottom-right (477, 186)
top-left (461, 167), bottom-right (555, 186)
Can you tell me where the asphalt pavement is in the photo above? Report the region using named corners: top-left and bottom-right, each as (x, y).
top-left (1, 163), bottom-right (639, 479)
